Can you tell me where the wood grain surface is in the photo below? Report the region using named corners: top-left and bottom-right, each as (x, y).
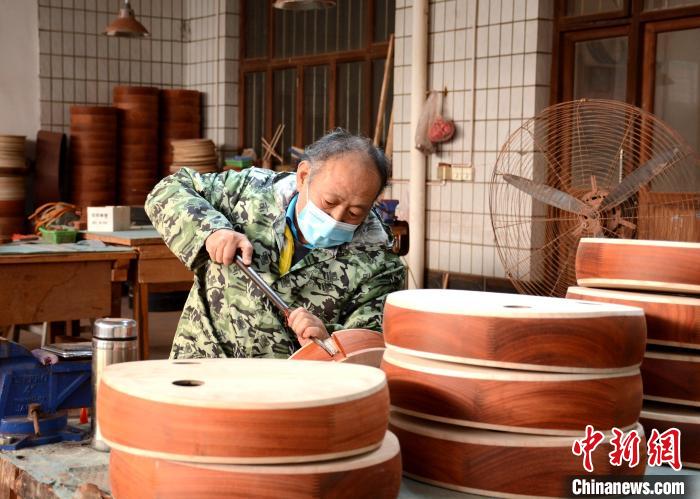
top-left (97, 359), bottom-right (390, 463)
top-left (641, 350), bottom-right (700, 407)
top-left (113, 86), bottom-right (160, 205)
top-left (576, 238), bottom-right (700, 294)
top-left (290, 329), bottom-right (386, 367)
top-left (382, 349), bottom-right (642, 435)
top-left (389, 412), bottom-right (646, 499)
top-left (383, 289), bottom-right (646, 372)
top-left (640, 402), bottom-right (700, 470)
top-left (567, 286), bottom-right (700, 349)
top-left (109, 432), bottom-right (401, 499)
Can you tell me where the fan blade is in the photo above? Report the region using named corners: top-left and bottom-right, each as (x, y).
top-left (598, 148), bottom-right (681, 212)
top-left (502, 174), bottom-right (593, 216)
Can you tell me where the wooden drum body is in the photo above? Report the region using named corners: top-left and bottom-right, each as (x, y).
top-left (97, 359), bottom-right (389, 464)
top-left (640, 403), bottom-right (700, 470)
top-left (383, 289), bottom-right (646, 373)
top-left (576, 238), bottom-right (700, 294)
top-left (290, 329), bottom-right (386, 367)
top-left (567, 287), bottom-right (700, 349)
top-left (390, 413), bottom-right (646, 499)
top-left (641, 350), bottom-right (700, 407)
top-left (382, 349), bottom-right (642, 435)
top-left (110, 432), bottom-right (402, 499)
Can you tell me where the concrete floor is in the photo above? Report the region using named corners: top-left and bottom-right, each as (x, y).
top-left (6, 295), bottom-right (699, 498)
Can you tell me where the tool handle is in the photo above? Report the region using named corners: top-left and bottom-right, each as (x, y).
top-left (234, 255), bottom-right (291, 318)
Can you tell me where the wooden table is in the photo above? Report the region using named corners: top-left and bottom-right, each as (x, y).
top-left (0, 244), bottom-right (135, 330)
top-left (81, 229), bottom-right (193, 359)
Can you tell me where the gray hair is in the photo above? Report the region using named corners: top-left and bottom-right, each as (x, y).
top-left (303, 129), bottom-right (390, 194)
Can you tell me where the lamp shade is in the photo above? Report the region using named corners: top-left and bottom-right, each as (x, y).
top-left (273, 0), bottom-right (336, 10)
top-left (104, 0), bottom-right (149, 38)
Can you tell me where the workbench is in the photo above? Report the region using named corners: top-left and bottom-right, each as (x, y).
top-left (80, 229), bottom-right (193, 359)
top-left (0, 243), bottom-right (135, 331)
top-left (0, 439), bottom-right (474, 499)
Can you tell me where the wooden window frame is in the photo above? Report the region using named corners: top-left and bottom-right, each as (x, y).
top-left (239, 0), bottom-right (392, 152)
top-left (550, 0), bottom-right (700, 107)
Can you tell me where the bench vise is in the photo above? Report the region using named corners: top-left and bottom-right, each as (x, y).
top-left (0, 338), bottom-right (92, 450)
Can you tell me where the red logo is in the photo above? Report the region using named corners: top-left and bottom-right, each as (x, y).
top-left (572, 425), bottom-right (605, 472)
top-left (609, 427), bottom-right (642, 467)
top-left (647, 428), bottom-right (682, 471)
top-left (572, 426), bottom-right (683, 472)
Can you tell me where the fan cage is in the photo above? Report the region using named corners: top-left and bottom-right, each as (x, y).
top-left (489, 99), bottom-right (699, 297)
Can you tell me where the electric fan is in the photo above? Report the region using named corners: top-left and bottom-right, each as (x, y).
top-left (489, 99), bottom-right (699, 297)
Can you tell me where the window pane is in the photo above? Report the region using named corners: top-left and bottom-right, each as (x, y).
top-left (303, 66), bottom-right (329, 146)
top-left (273, 68), bottom-right (297, 163)
top-left (573, 37), bottom-right (628, 100)
top-left (644, 0), bottom-right (700, 10)
top-left (274, 0), bottom-right (365, 57)
top-left (244, 72), bottom-right (266, 158)
top-left (571, 37), bottom-right (629, 191)
top-left (336, 61), bottom-right (365, 135)
top-left (652, 27), bottom-right (700, 192)
top-left (374, 0), bottom-right (396, 42)
top-left (566, 0), bottom-right (624, 16)
top-left (245, 2), bottom-right (268, 58)
top-left (371, 58), bottom-right (393, 147)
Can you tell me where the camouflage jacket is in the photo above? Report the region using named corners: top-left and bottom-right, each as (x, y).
top-left (145, 167), bottom-right (406, 359)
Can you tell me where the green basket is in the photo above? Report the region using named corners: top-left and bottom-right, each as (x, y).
top-left (39, 226), bottom-right (77, 244)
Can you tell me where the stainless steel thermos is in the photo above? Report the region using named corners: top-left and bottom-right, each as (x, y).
top-left (91, 318), bottom-right (138, 451)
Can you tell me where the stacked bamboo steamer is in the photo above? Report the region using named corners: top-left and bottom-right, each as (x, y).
top-left (0, 135), bottom-right (26, 241)
top-left (113, 86), bottom-right (159, 205)
top-left (170, 139), bottom-right (218, 174)
top-left (159, 89), bottom-right (201, 178)
top-left (69, 106), bottom-right (118, 208)
top-left (568, 237), bottom-right (700, 470)
top-left (382, 289), bottom-right (648, 497)
top-left (98, 359), bottom-right (401, 498)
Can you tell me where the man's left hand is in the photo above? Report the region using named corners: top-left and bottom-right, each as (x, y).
top-left (288, 307), bottom-right (329, 346)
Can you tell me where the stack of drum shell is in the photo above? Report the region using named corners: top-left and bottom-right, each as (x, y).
top-left (69, 106), bottom-right (118, 209)
top-left (170, 139), bottom-right (218, 175)
top-left (113, 86), bottom-right (159, 205)
top-left (569, 237), bottom-right (700, 470)
top-left (98, 359), bottom-right (401, 498)
top-left (0, 135), bottom-right (26, 241)
top-left (159, 89), bottom-right (201, 178)
top-left (382, 289), bottom-right (648, 497)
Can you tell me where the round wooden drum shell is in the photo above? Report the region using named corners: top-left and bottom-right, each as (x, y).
top-left (113, 86), bottom-right (159, 205)
top-left (290, 329), bottom-right (386, 368)
top-left (382, 349), bottom-right (642, 435)
top-left (641, 350), bottom-right (700, 407)
top-left (576, 238), bottom-right (700, 294)
top-left (113, 85), bottom-right (160, 97)
top-left (110, 432), bottom-right (401, 499)
top-left (640, 402), bottom-right (700, 470)
top-left (0, 175), bottom-right (26, 239)
top-left (97, 359), bottom-right (390, 464)
top-left (383, 289), bottom-right (646, 373)
top-left (567, 286), bottom-right (700, 349)
top-left (390, 412), bottom-right (646, 499)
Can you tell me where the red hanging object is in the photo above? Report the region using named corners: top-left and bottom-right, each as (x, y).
top-left (428, 116), bottom-right (456, 143)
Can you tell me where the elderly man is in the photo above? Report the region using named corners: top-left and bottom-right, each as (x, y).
top-left (145, 129), bottom-right (406, 358)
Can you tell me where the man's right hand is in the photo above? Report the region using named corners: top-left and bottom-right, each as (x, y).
top-left (205, 229), bottom-right (253, 265)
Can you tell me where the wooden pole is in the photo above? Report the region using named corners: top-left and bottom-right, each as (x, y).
top-left (373, 34), bottom-right (395, 147)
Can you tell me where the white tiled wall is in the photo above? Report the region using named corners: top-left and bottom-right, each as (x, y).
top-left (183, 0), bottom-right (240, 153)
top-left (37, 0), bottom-right (240, 153)
top-left (387, 0), bottom-right (553, 279)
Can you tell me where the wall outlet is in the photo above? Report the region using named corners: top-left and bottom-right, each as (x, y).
top-left (437, 163), bottom-right (474, 182)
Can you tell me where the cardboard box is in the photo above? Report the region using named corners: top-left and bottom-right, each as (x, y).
top-left (87, 206), bottom-right (131, 232)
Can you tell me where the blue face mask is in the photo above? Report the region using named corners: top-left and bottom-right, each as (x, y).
top-left (297, 184), bottom-right (359, 249)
